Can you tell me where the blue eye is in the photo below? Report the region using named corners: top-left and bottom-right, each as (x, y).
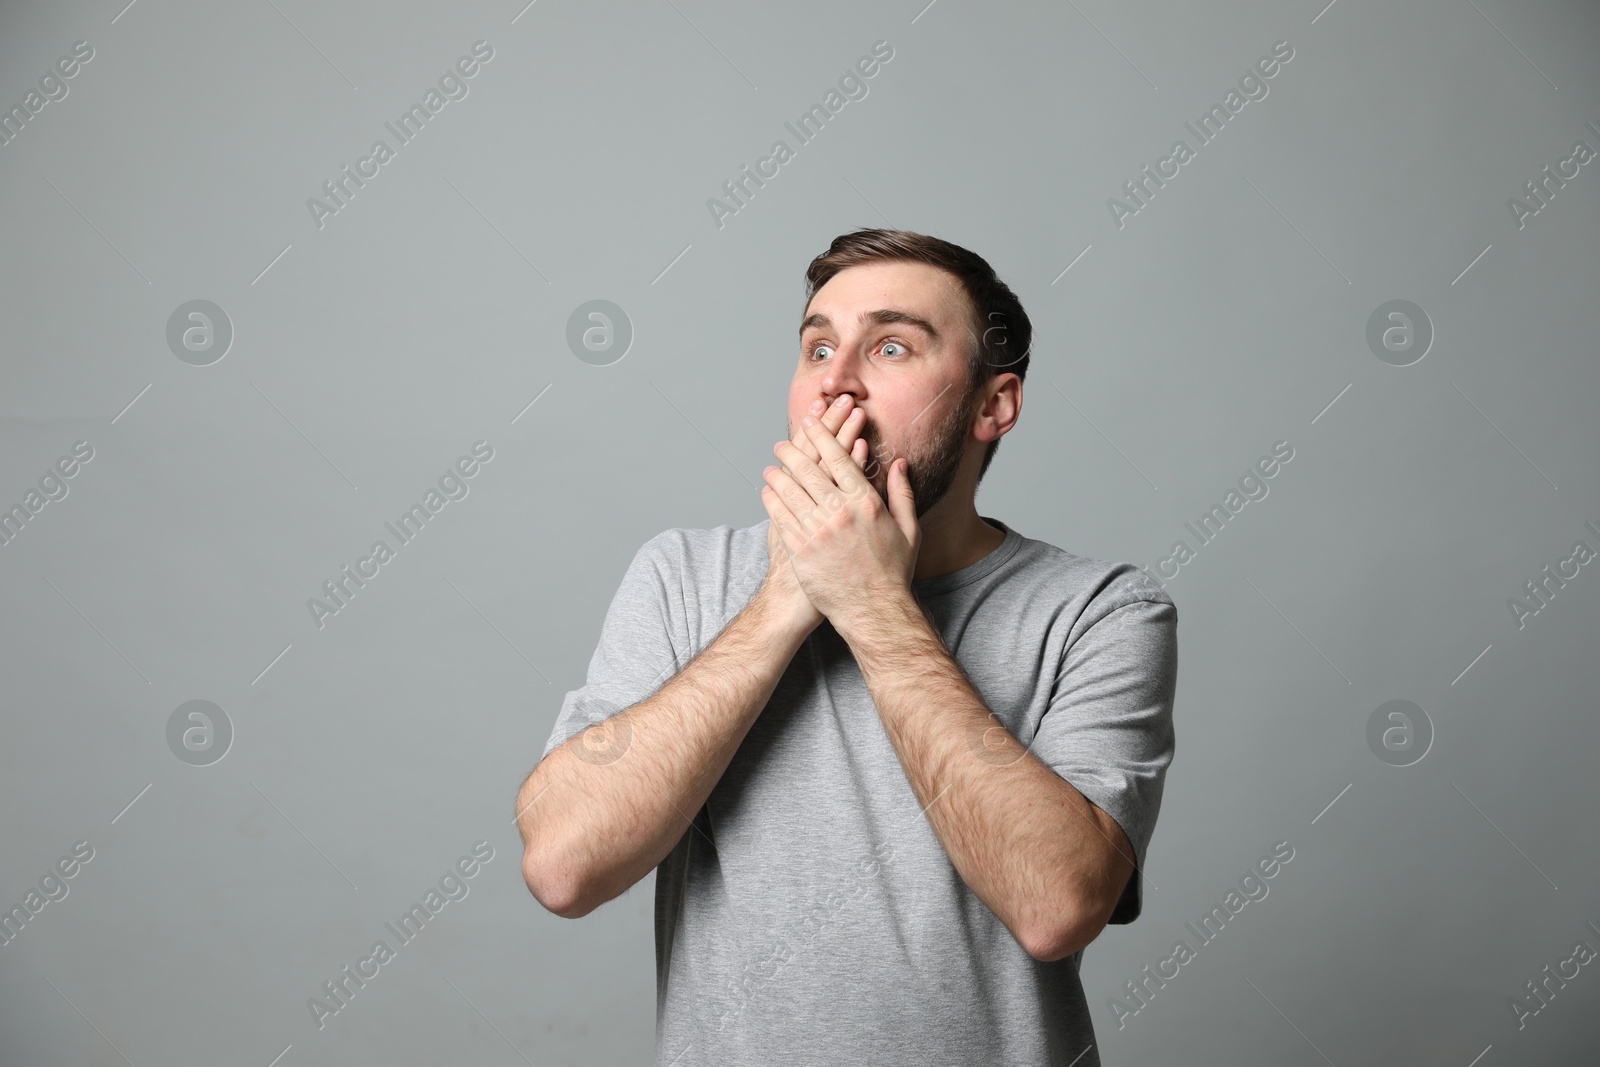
top-left (808, 340), bottom-right (907, 361)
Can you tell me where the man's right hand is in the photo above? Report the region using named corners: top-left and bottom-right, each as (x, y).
top-left (760, 395), bottom-right (868, 636)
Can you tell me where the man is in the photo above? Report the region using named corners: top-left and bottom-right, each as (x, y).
top-left (516, 228), bottom-right (1178, 1066)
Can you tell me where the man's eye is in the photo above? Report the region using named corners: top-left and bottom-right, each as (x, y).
top-left (808, 340), bottom-right (907, 361)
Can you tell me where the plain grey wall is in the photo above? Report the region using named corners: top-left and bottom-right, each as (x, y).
top-left (3, 0), bottom-right (1598, 1063)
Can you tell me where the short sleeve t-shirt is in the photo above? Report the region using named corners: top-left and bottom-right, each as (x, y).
top-left (539, 516), bottom-right (1179, 1067)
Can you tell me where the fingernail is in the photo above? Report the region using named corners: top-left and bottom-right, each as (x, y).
top-left (834, 395), bottom-right (850, 408)
top-left (809, 399), bottom-right (825, 415)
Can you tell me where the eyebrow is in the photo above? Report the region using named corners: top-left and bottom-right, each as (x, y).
top-left (798, 308), bottom-right (942, 343)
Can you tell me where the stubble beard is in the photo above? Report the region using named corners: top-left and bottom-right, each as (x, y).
top-left (858, 392), bottom-right (974, 520)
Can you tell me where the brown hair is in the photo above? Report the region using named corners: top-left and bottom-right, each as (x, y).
top-left (802, 228), bottom-right (1030, 484)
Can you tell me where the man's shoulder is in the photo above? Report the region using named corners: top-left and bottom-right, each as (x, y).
top-left (1008, 530), bottom-right (1176, 617)
top-left (631, 519), bottom-right (769, 584)
top-left (636, 519), bottom-right (766, 558)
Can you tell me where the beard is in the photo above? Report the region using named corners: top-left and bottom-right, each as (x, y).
top-left (791, 390), bottom-right (974, 521)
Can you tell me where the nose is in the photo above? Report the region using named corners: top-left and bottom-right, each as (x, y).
top-left (818, 347), bottom-right (866, 407)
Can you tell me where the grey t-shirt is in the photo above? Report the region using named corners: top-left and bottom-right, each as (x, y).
top-left (540, 516), bottom-right (1178, 1066)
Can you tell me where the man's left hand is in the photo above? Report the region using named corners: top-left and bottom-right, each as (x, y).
top-left (760, 410), bottom-right (921, 639)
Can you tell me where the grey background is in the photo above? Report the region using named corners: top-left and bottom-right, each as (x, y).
top-left (2, 0), bottom-right (1597, 1064)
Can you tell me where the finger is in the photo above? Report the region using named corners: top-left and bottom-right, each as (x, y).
top-left (803, 406), bottom-right (866, 470)
top-left (762, 463), bottom-right (821, 527)
top-left (887, 456), bottom-right (918, 544)
top-left (813, 408), bottom-right (867, 476)
top-left (777, 403), bottom-right (864, 495)
top-left (838, 406), bottom-right (866, 456)
top-left (801, 414), bottom-right (874, 497)
top-left (774, 437), bottom-right (843, 507)
top-left (794, 397), bottom-right (860, 461)
top-left (759, 482), bottom-right (801, 549)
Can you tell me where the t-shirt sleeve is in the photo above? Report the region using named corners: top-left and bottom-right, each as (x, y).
top-left (1026, 583), bottom-right (1178, 926)
top-left (538, 533), bottom-right (687, 764)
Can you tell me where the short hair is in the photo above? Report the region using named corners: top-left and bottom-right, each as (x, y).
top-left (802, 228), bottom-right (1030, 485)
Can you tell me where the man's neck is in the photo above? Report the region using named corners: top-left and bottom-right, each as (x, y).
top-left (912, 508), bottom-right (1005, 583)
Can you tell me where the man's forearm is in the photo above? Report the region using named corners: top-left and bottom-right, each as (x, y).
top-left (519, 588), bottom-right (809, 918)
top-left (840, 595), bottom-right (1135, 961)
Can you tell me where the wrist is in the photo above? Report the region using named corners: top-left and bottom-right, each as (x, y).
top-left (834, 588), bottom-right (928, 655)
top-left (750, 581), bottom-right (820, 648)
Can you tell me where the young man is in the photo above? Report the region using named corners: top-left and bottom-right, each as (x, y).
top-left (517, 228), bottom-right (1178, 1066)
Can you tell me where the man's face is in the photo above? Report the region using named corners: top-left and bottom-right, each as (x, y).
top-left (789, 260), bottom-right (978, 519)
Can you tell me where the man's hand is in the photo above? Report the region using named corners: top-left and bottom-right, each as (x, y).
top-left (758, 396), bottom-right (871, 636)
top-left (760, 397), bottom-right (921, 641)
